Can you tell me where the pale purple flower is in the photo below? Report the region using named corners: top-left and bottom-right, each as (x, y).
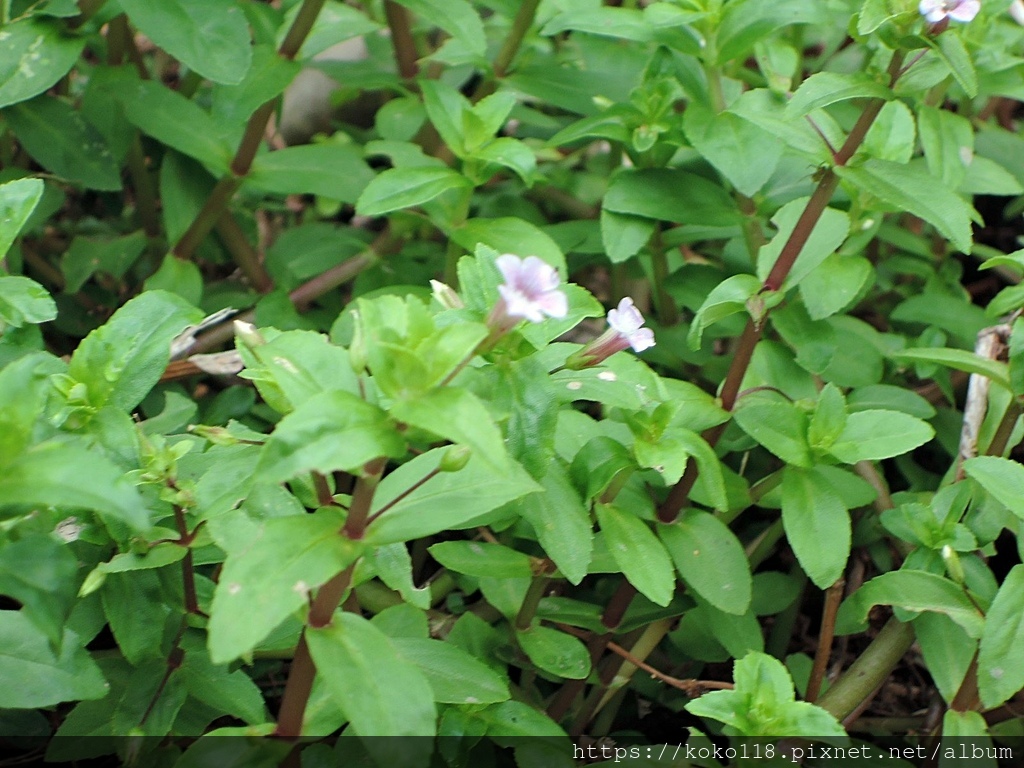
top-left (494, 254), bottom-right (568, 324)
top-left (565, 297), bottom-right (656, 369)
top-left (607, 297), bottom-right (656, 353)
top-left (919, 0), bottom-right (980, 23)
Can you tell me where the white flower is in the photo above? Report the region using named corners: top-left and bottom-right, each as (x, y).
top-left (919, 0), bottom-right (980, 23)
top-left (495, 254), bottom-right (568, 323)
top-left (565, 296), bottom-right (656, 369)
top-left (607, 297), bottom-right (656, 353)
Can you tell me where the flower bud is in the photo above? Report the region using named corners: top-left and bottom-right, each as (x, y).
top-left (942, 545), bottom-right (965, 585)
top-left (430, 279), bottom-right (464, 310)
top-left (233, 320), bottom-right (266, 349)
top-left (348, 311), bottom-right (367, 375)
top-left (439, 444), bottom-right (472, 472)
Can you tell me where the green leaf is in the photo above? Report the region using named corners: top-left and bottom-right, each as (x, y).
top-left (257, 391), bottom-right (406, 483)
top-left (516, 624), bottom-right (591, 680)
top-left (733, 397), bottom-right (813, 467)
top-left (683, 102), bottom-right (782, 197)
top-left (786, 71), bottom-right (892, 118)
top-left (858, 0), bottom-right (899, 34)
top-left (212, 45), bottom-right (301, 128)
top-left (61, 231), bottom-right (147, 293)
top-left (519, 463), bottom-right (593, 585)
top-left (930, 32), bottom-right (977, 98)
top-left (392, 637), bottom-right (511, 703)
top-left (208, 508), bottom-right (364, 663)
top-left (179, 643), bottom-right (268, 725)
top-left (0, 178), bottom-right (43, 259)
top-left (601, 210), bottom-right (656, 264)
top-left (143, 254), bottom-right (203, 305)
top-left (370, 543), bottom-right (431, 610)
top-left (0, 444), bottom-right (149, 531)
top-left (420, 79), bottom-right (469, 156)
top-left (918, 105), bottom-right (973, 189)
top-left (428, 541), bottom-right (535, 579)
top-left (123, 81), bottom-right (232, 172)
top-left (603, 168), bottom-right (740, 227)
top-left (836, 570), bottom-right (984, 637)
top-left (307, 613), bottom-right (436, 735)
top-left (757, 200), bottom-right (850, 290)
top-left (279, 0), bottom-right (382, 59)
top-left (687, 273), bottom-right (761, 350)
top-left (67, 290), bottom-right (202, 412)
top-left (0, 612), bottom-right (106, 708)
top-left (365, 449), bottom-right (540, 545)
top-left (450, 217), bottom-right (566, 277)
top-left (596, 503), bottom-right (675, 607)
top-left (247, 144), bottom-right (375, 203)
top-left (119, 0), bottom-right (252, 85)
top-left (473, 700), bottom-right (567, 737)
top-left (964, 457), bottom-right (1024, 519)
top-left (826, 409), bottom-right (935, 464)
top-left (659, 510), bottom-right (752, 615)
top-left (0, 18), bottom-right (85, 109)
top-left (978, 565), bottom-right (1024, 708)
top-left (914, 613), bottom-right (975, 704)
top-left (799, 254), bottom-right (873, 320)
top-left (0, 276), bottom-right (56, 329)
top-left (356, 166), bottom-right (471, 217)
top-left (0, 534), bottom-right (77, 649)
top-left (5, 96), bottom-right (121, 191)
top-left (808, 383), bottom-right (847, 453)
top-left (391, 388), bottom-right (509, 474)
top-left (394, 0), bottom-right (486, 58)
top-left (891, 348), bottom-right (1011, 391)
top-left (781, 466), bottom-right (851, 589)
top-left (472, 138), bottom-right (536, 185)
top-left (836, 159), bottom-right (975, 253)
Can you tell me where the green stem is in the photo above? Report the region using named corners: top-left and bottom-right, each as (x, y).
top-left (987, 400), bottom-right (1022, 457)
top-left (648, 225), bottom-right (679, 326)
top-left (279, 0), bottom-right (327, 60)
top-left (515, 574), bottom-right (550, 632)
top-left (127, 136), bottom-right (160, 238)
top-left (492, 0), bottom-right (541, 79)
top-left (816, 619), bottom-right (915, 723)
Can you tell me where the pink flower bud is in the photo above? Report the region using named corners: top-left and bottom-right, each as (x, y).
top-left (919, 0), bottom-right (980, 23)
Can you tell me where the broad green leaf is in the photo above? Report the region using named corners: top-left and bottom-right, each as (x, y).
top-left (420, 79), bottom-right (469, 156)
top-left (516, 624), bottom-right (591, 679)
top-left (659, 510), bottom-right (751, 615)
top-left (0, 444), bottom-right (149, 531)
top-left (683, 102), bottom-right (782, 196)
top-left (0, 534), bottom-right (77, 649)
top-left (837, 159), bottom-right (975, 253)
top-left (519, 463), bottom-right (593, 585)
top-left (307, 613), bottom-right (436, 735)
top-left (123, 81), bottom-right (232, 172)
top-left (827, 409), bottom-right (934, 464)
top-left (394, 0), bottom-right (486, 57)
top-left (799, 254), bottom-right (873, 320)
top-left (541, 7), bottom-right (654, 42)
top-left (120, 0), bottom-right (252, 85)
top-left (61, 231), bottom-right (147, 293)
top-left (208, 508), bottom-right (363, 663)
top-left (930, 32), bottom-right (977, 98)
top-left (391, 388), bottom-right (509, 474)
top-left (733, 397), bottom-right (813, 467)
top-left (858, 0), bottom-right (899, 34)
top-left (67, 290), bottom-right (202, 412)
top-left (0, 18), bottom-right (85, 109)
top-left (473, 700), bottom-right (567, 737)
top-left (603, 169), bottom-right (740, 227)
top-left (257, 391), bottom-right (405, 483)
top-left (687, 273), bottom-right (761, 350)
top-left (143, 254), bottom-right (203, 305)
top-left (179, 643), bottom-right (268, 725)
top-left (757, 200), bottom-right (850, 290)
top-left (472, 138), bottom-right (536, 185)
top-left (891, 348), bottom-right (1011, 391)
top-left (601, 209), bottom-right (656, 264)
top-left (918, 105), bottom-right (973, 189)
top-left (0, 178), bottom-right (43, 259)
top-left (0, 612), bottom-right (106, 708)
top-left (836, 571), bottom-right (984, 637)
top-left (596, 503), bottom-right (675, 607)
top-left (392, 637), bottom-right (511, 703)
top-left (978, 565), bottom-right (1024, 708)
top-left (279, 0), bottom-right (382, 59)
top-left (356, 166), bottom-right (471, 217)
top-left (365, 449), bottom-right (540, 545)
top-left (451, 217), bottom-right (566, 277)
top-left (370, 543), bottom-right (431, 610)
top-left (428, 541), bottom-right (535, 579)
top-left (247, 144), bottom-right (374, 203)
top-left (0, 276), bottom-right (56, 329)
top-left (847, 384), bottom-right (936, 419)
top-left (914, 613), bottom-right (975, 704)
top-left (212, 45), bottom-right (301, 129)
top-left (963, 457), bottom-right (1024, 519)
top-left (860, 99), bottom-right (916, 164)
top-left (786, 71), bottom-right (892, 118)
top-left (808, 383), bottom-right (847, 453)
top-left (716, 0), bottom-right (828, 63)
top-left (781, 466), bottom-right (851, 589)
top-left (5, 96), bottom-right (121, 191)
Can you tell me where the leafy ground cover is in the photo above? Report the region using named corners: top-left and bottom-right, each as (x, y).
top-left (2, 0), bottom-right (1024, 765)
